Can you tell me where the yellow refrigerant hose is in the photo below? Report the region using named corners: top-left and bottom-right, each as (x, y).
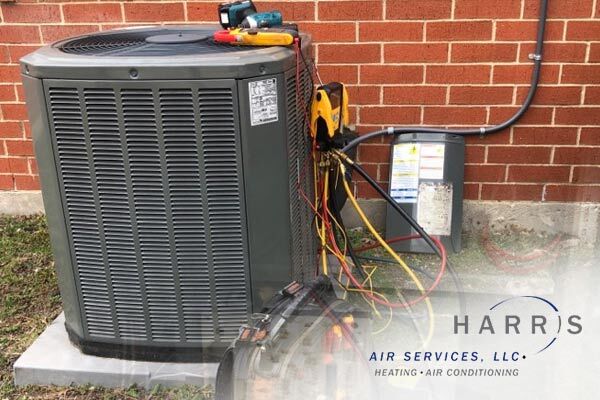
top-left (338, 159), bottom-right (435, 346)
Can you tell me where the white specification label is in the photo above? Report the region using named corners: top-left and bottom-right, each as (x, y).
top-left (419, 143), bottom-right (445, 180)
top-left (417, 182), bottom-right (453, 236)
top-left (249, 78), bottom-right (279, 126)
top-left (390, 143), bottom-right (420, 203)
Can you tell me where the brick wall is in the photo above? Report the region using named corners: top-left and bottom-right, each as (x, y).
top-left (0, 0), bottom-right (598, 202)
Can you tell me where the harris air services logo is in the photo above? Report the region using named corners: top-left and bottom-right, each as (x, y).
top-left (453, 296), bottom-right (582, 357)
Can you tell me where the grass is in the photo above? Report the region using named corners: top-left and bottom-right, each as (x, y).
top-left (0, 215), bottom-right (213, 400)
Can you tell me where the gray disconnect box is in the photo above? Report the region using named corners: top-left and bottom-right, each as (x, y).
top-left (385, 133), bottom-right (465, 254)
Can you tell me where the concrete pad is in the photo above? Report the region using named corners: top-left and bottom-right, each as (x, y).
top-left (13, 313), bottom-right (219, 389)
top-left (0, 191), bottom-right (45, 215)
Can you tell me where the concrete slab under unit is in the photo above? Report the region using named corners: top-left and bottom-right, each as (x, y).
top-left (13, 313), bottom-right (219, 389)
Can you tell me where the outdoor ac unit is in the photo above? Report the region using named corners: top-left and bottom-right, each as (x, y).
top-left (21, 26), bottom-right (316, 362)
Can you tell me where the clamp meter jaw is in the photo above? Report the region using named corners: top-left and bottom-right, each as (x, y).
top-left (310, 82), bottom-right (350, 149)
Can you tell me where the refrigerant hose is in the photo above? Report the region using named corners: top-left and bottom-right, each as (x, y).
top-left (341, 0), bottom-right (549, 153)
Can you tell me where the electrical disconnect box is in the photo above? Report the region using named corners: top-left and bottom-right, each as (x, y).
top-left (385, 133), bottom-right (465, 254)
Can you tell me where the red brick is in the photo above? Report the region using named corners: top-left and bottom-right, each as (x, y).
top-left (573, 167), bottom-right (600, 184)
top-left (359, 106), bottom-right (421, 125)
top-left (7, 45), bottom-right (40, 63)
top-left (0, 159), bottom-right (8, 173)
top-left (0, 46), bottom-right (8, 64)
top-left (554, 147), bottom-right (600, 165)
top-left (449, 86), bottom-right (514, 105)
top-left (358, 144), bottom-right (390, 163)
top-left (351, 164), bottom-right (379, 182)
top-left (0, 175), bottom-right (13, 190)
top-left (378, 163), bottom-right (390, 181)
top-left (516, 86), bottom-right (582, 106)
top-left (2, 104), bottom-right (29, 121)
top-left (465, 145), bottom-right (485, 163)
top-left (580, 128), bottom-right (600, 145)
top-left (481, 184), bottom-right (544, 201)
top-left (5, 140), bottom-right (34, 156)
top-left (463, 183), bottom-right (480, 200)
top-left (0, 26), bottom-right (41, 44)
top-left (513, 127), bottom-right (578, 145)
top-left (520, 43), bottom-right (587, 63)
top-left (488, 106), bottom-right (553, 125)
top-left (15, 85), bottom-right (25, 103)
top-left (253, 2), bottom-right (315, 21)
top-left (346, 86), bottom-right (380, 105)
top-left (590, 44), bottom-right (600, 63)
top-left (356, 180), bottom-right (388, 199)
top-left (23, 122), bottom-right (31, 139)
top-left (555, 108), bottom-right (600, 126)
top-left (423, 106), bottom-right (487, 125)
top-left (361, 65), bottom-right (423, 84)
top-left (496, 21), bottom-right (564, 42)
top-left (383, 86), bottom-right (446, 105)
top-left (318, 65), bottom-right (358, 84)
top-left (186, 2), bottom-right (216, 21)
top-left (0, 122), bottom-right (23, 139)
top-left (384, 43), bottom-right (448, 63)
top-left (0, 66), bottom-right (21, 83)
top-left (465, 165), bottom-right (506, 183)
top-left (63, 3), bottom-right (122, 23)
top-left (524, 0), bottom-right (593, 19)
top-left (41, 25), bottom-right (100, 44)
top-left (2, 3), bottom-right (61, 23)
top-left (455, 0), bottom-right (521, 18)
top-left (387, 0), bottom-right (451, 20)
top-left (124, 2), bottom-right (184, 23)
top-left (29, 159), bottom-right (38, 175)
top-left (319, 1), bottom-right (382, 21)
top-left (465, 130), bottom-right (510, 145)
top-left (566, 21), bottom-right (600, 41)
top-left (359, 22), bottom-right (422, 42)
top-left (0, 85), bottom-right (15, 102)
top-left (301, 22), bottom-right (355, 43)
top-left (493, 65), bottom-right (559, 85)
top-left (585, 87), bottom-right (600, 105)
top-left (508, 166), bottom-right (570, 183)
top-left (7, 157), bottom-right (28, 174)
top-left (427, 21), bottom-right (492, 41)
top-left (545, 186), bottom-right (600, 202)
top-left (487, 146), bottom-right (551, 164)
top-left (319, 44), bottom-right (380, 64)
top-left (14, 175), bottom-right (39, 191)
top-left (562, 65), bottom-right (600, 84)
top-left (427, 65), bottom-right (491, 84)
top-left (452, 44), bottom-right (518, 63)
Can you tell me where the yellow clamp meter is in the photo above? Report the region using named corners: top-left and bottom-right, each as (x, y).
top-left (310, 82), bottom-right (350, 142)
top-left (214, 27), bottom-right (297, 46)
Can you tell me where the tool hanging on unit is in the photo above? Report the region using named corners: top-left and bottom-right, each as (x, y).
top-left (310, 82), bottom-right (350, 149)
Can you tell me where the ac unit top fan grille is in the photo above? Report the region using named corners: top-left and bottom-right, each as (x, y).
top-left (57, 28), bottom-right (255, 57)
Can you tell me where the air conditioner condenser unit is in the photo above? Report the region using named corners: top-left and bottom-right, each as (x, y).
top-left (21, 26), bottom-right (316, 362)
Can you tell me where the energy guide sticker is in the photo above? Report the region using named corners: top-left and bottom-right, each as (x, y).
top-left (390, 143), bottom-right (420, 203)
top-left (249, 78), bottom-right (279, 126)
